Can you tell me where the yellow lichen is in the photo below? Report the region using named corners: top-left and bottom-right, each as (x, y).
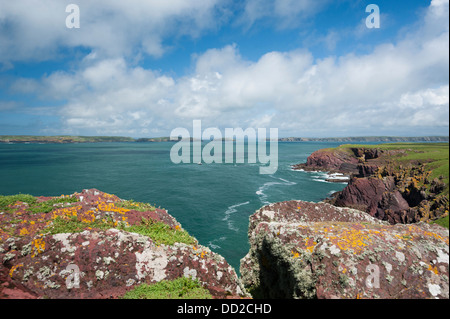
top-left (19, 228), bottom-right (30, 236)
top-left (428, 265), bottom-right (439, 275)
top-left (97, 202), bottom-right (130, 214)
top-left (9, 263), bottom-right (23, 278)
top-left (31, 237), bottom-right (45, 258)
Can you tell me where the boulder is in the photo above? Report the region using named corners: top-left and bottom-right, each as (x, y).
top-left (240, 200), bottom-right (449, 299)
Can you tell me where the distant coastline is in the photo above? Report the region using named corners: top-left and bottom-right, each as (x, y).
top-left (0, 135), bottom-right (448, 144)
top-left (278, 136), bottom-right (449, 142)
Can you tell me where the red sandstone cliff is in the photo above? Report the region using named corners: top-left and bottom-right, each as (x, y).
top-left (293, 146), bottom-right (448, 224)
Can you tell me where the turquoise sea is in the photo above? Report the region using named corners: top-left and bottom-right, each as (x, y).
top-left (0, 141), bottom-right (360, 273)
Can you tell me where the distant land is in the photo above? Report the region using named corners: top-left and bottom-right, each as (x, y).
top-left (0, 135), bottom-right (136, 144)
top-left (278, 136), bottom-right (449, 142)
top-left (0, 135), bottom-right (448, 144)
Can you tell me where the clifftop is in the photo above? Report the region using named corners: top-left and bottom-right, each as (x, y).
top-left (293, 143), bottom-right (449, 227)
top-left (0, 189), bottom-right (248, 299)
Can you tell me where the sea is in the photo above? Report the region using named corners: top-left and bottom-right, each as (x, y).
top-left (0, 141), bottom-right (374, 273)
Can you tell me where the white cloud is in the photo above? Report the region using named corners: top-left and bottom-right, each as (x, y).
top-left (0, 0), bottom-right (224, 64)
top-left (5, 0), bottom-right (449, 137)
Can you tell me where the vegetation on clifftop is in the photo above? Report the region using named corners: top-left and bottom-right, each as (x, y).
top-left (121, 277), bottom-right (212, 299)
top-left (329, 143), bottom-right (449, 228)
top-left (0, 192), bottom-right (197, 246)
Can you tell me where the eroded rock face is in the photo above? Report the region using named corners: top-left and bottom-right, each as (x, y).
top-left (294, 147), bottom-right (448, 224)
top-left (240, 200), bottom-right (449, 299)
top-left (0, 189), bottom-right (248, 299)
top-left (293, 149), bottom-right (359, 174)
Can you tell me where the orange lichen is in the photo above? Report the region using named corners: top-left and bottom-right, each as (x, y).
top-left (79, 210), bottom-right (96, 223)
top-left (97, 202), bottom-right (130, 214)
top-left (326, 228), bottom-right (372, 253)
top-left (19, 227), bottom-right (30, 236)
top-left (31, 237), bottom-right (45, 258)
top-left (303, 238), bottom-right (317, 253)
top-left (428, 265), bottom-right (439, 275)
top-left (51, 206), bottom-right (82, 220)
top-left (9, 263), bottom-right (23, 278)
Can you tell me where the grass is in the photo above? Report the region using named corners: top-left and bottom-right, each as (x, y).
top-left (44, 216), bottom-right (116, 235)
top-left (125, 218), bottom-right (197, 246)
top-left (43, 215), bottom-right (197, 246)
top-left (432, 215), bottom-right (449, 229)
top-left (116, 200), bottom-right (157, 212)
top-left (121, 277), bottom-right (212, 299)
top-left (0, 194), bottom-right (37, 210)
top-left (0, 194), bottom-right (79, 214)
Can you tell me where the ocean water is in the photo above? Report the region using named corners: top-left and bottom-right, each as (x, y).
top-left (0, 141), bottom-right (354, 273)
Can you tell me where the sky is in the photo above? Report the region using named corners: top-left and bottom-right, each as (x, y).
top-left (0, 0), bottom-right (448, 138)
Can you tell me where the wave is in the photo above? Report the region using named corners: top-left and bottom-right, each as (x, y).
top-left (301, 170), bottom-right (350, 184)
top-left (222, 201), bottom-right (250, 232)
top-left (256, 177), bottom-right (297, 205)
top-left (208, 236), bottom-right (227, 250)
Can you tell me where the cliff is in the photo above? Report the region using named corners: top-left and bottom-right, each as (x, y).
top-left (240, 200), bottom-right (449, 299)
top-left (293, 143), bottom-right (449, 226)
top-left (0, 189), bottom-right (248, 299)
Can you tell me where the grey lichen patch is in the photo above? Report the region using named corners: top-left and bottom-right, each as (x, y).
top-left (21, 243), bottom-right (32, 256)
top-left (242, 199), bottom-right (450, 299)
top-left (3, 252), bottom-right (15, 262)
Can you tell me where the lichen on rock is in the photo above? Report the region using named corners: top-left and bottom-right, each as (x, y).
top-left (241, 200), bottom-right (449, 299)
top-left (0, 189), bottom-right (248, 299)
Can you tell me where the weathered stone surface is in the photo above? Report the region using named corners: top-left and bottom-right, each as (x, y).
top-left (0, 189), bottom-right (248, 299)
top-left (240, 200), bottom-right (449, 299)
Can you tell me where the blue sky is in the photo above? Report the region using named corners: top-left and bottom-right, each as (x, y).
top-left (0, 0), bottom-right (448, 137)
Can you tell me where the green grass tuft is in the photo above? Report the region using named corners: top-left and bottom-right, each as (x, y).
top-left (0, 194), bottom-right (37, 210)
top-left (44, 216), bottom-right (117, 235)
top-left (121, 277), bottom-right (212, 299)
top-left (0, 194), bottom-right (79, 214)
top-left (116, 200), bottom-right (156, 212)
top-left (125, 218), bottom-right (197, 246)
top-left (432, 215), bottom-right (449, 229)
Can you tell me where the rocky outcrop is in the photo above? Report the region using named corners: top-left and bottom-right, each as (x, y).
top-left (292, 148), bottom-right (360, 174)
top-left (0, 189), bottom-right (248, 299)
top-left (240, 200), bottom-right (449, 299)
top-left (294, 146), bottom-right (449, 224)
